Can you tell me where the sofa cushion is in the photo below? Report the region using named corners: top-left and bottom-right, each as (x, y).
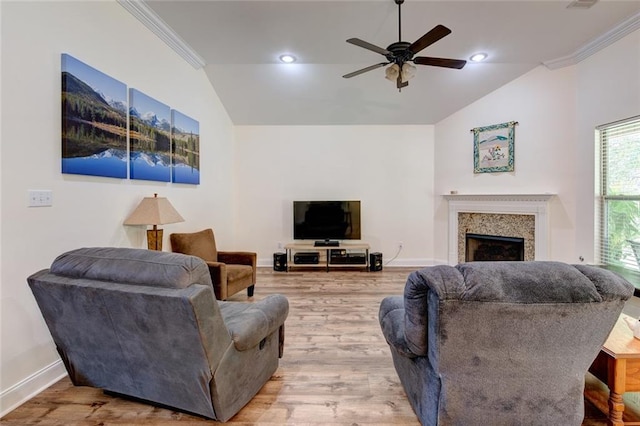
top-left (50, 247), bottom-right (213, 289)
top-left (226, 264), bottom-right (253, 282)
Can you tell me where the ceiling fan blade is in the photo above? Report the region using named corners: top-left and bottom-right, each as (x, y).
top-left (342, 62), bottom-right (389, 79)
top-left (408, 24), bottom-right (452, 55)
top-left (414, 56), bottom-right (467, 69)
top-left (346, 38), bottom-right (391, 56)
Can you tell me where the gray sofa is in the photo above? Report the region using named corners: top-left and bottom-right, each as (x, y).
top-left (379, 261), bottom-right (634, 426)
top-left (27, 247), bottom-right (289, 422)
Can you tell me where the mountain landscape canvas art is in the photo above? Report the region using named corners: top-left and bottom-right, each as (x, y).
top-left (129, 89), bottom-right (171, 182)
top-left (61, 54), bottom-right (127, 178)
top-left (171, 110), bottom-right (199, 185)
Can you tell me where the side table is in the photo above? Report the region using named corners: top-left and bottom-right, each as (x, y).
top-left (587, 314), bottom-right (640, 426)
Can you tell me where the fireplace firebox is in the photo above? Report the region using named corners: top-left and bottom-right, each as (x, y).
top-left (465, 233), bottom-right (525, 262)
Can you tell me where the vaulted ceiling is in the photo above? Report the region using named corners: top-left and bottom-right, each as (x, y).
top-left (120, 0), bottom-right (640, 125)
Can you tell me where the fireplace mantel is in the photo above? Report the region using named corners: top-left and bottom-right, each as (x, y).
top-left (443, 194), bottom-right (555, 202)
top-left (444, 193), bottom-right (556, 264)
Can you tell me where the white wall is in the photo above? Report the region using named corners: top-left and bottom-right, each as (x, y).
top-left (234, 125), bottom-right (436, 266)
top-left (433, 66), bottom-right (577, 264)
top-left (433, 28), bottom-right (640, 265)
top-left (0, 1), bottom-right (234, 413)
top-left (574, 28), bottom-right (640, 264)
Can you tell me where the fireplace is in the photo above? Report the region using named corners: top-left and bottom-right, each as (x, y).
top-left (465, 233), bottom-right (525, 262)
top-left (444, 194), bottom-right (555, 264)
top-left (459, 213), bottom-right (534, 262)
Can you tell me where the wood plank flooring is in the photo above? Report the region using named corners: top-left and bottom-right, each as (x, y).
top-left (0, 267), bottom-right (628, 425)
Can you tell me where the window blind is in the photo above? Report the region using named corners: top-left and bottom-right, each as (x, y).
top-left (597, 115), bottom-right (640, 272)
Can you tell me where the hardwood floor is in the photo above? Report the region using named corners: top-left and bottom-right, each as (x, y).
top-left (0, 267), bottom-right (625, 425)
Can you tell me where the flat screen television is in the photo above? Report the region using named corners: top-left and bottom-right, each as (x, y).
top-left (293, 201), bottom-right (361, 242)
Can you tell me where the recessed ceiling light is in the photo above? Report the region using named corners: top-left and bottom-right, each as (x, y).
top-left (567, 0), bottom-right (598, 9)
top-left (469, 53), bottom-right (488, 62)
top-left (279, 54), bottom-right (296, 63)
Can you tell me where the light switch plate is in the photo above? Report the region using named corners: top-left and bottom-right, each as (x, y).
top-left (28, 190), bottom-right (53, 207)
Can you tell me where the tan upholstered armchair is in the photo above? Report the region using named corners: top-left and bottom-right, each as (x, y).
top-left (170, 228), bottom-right (256, 300)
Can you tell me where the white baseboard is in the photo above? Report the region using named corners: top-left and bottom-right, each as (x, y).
top-left (257, 257), bottom-right (440, 268)
top-left (258, 258), bottom-right (276, 268)
top-left (0, 359), bottom-right (67, 417)
top-left (384, 258), bottom-right (432, 268)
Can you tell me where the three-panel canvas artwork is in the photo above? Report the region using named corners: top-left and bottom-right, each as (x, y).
top-left (61, 54), bottom-right (200, 184)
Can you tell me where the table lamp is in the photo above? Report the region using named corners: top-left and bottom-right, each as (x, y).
top-left (124, 193), bottom-right (184, 251)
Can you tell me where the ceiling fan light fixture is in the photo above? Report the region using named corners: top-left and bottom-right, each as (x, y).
top-left (401, 63), bottom-right (417, 82)
top-left (343, 0), bottom-right (466, 90)
top-left (385, 63), bottom-right (401, 82)
top-left (470, 52), bottom-right (488, 62)
top-left (279, 54), bottom-right (296, 63)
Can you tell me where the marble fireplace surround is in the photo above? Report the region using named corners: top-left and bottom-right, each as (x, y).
top-left (443, 194), bottom-right (555, 265)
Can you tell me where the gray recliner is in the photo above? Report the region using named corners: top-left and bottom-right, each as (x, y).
top-left (27, 247), bottom-right (289, 422)
top-left (379, 261), bottom-right (634, 426)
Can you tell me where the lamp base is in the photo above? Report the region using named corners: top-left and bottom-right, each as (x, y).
top-left (147, 228), bottom-right (163, 251)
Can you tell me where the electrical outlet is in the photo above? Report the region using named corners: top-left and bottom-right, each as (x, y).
top-left (28, 190), bottom-right (53, 207)
top-left (277, 241), bottom-right (283, 250)
top-left (398, 241), bottom-right (403, 250)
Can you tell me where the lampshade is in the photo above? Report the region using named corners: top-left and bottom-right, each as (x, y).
top-left (385, 63), bottom-right (417, 85)
top-left (124, 194), bottom-right (184, 251)
top-left (124, 193), bottom-right (184, 226)
top-left (385, 63), bottom-right (400, 82)
top-left (401, 63), bottom-right (416, 82)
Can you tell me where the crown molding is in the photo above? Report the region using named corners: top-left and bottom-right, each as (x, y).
top-left (544, 11), bottom-right (640, 70)
top-left (117, 0), bottom-right (205, 69)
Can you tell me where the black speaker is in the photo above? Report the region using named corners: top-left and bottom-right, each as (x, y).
top-left (370, 252), bottom-right (383, 272)
top-left (273, 252), bottom-right (287, 271)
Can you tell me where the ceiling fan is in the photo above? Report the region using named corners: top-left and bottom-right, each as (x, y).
top-left (343, 0), bottom-right (466, 91)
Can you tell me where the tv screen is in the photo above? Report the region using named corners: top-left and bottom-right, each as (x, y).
top-left (293, 201), bottom-right (361, 241)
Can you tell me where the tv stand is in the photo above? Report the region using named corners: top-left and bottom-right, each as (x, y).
top-left (314, 240), bottom-right (340, 247)
top-left (285, 242), bottom-right (370, 272)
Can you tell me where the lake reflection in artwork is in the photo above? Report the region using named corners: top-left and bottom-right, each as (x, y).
top-left (129, 151), bottom-right (171, 182)
top-left (62, 149), bottom-right (127, 178)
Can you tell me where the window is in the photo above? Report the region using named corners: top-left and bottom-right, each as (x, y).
top-left (598, 116), bottom-right (640, 274)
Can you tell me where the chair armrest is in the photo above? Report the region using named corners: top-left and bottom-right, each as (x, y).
top-left (219, 294), bottom-right (289, 351)
top-left (217, 251), bottom-right (257, 268)
top-left (217, 252), bottom-right (257, 286)
top-left (205, 261), bottom-right (226, 284)
top-left (379, 296), bottom-right (417, 358)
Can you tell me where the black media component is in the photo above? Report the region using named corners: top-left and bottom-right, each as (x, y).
top-left (330, 249), bottom-right (366, 265)
top-left (370, 252), bottom-right (383, 272)
top-left (293, 252), bottom-right (320, 264)
top-left (293, 201), bottom-right (361, 244)
top-left (273, 252), bottom-right (287, 271)
top-left (346, 255), bottom-right (367, 264)
top-left (330, 249), bottom-right (347, 259)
